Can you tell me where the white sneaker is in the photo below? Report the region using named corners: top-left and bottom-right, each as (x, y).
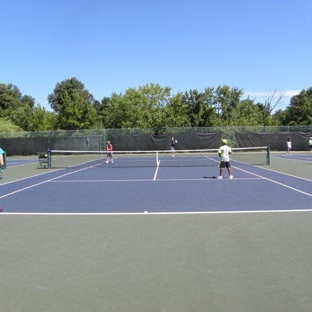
top-left (229, 175), bottom-right (233, 179)
top-left (106, 161), bottom-right (108, 163)
top-left (217, 176), bottom-right (223, 180)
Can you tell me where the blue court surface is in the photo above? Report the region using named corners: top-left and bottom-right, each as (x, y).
top-left (1, 153), bottom-right (312, 312)
top-left (1, 153), bottom-right (312, 213)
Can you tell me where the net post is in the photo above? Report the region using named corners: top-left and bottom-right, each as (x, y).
top-left (156, 151), bottom-right (159, 166)
top-left (266, 146), bottom-right (270, 165)
top-left (47, 149), bottom-right (51, 168)
top-left (3, 151), bottom-right (7, 169)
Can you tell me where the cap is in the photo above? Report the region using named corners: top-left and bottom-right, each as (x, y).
top-left (222, 139), bottom-right (227, 145)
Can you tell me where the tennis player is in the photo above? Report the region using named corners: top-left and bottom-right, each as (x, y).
top-left (217, 139), bottom-right (233, 180)
top-left (0, 147), bottom-right (5, 212)
top-left (171, 137), bottom-right (177, 157)
top-left (286, 138), bottom-right (292, 155)
top-left (0, 147), bottom-right (4, 180)
top-left (106, 141), bottom-right (113, 163)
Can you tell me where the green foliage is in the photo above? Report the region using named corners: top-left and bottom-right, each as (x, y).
top-left (164, 93), bottom-right (191, 127)
top-left (271, 109), bottom-right (287, 126)
top-left (48, 77), bottom-right (94, 111)
top-left (0, 83), bottom-right (57, 131)
top-left (231, 98), bottom-right (262, 126)
top-left (214, 86), bottom-right (243, 124)
top-left (283, 88), bottom-right (312, 125)
top-left (0, 83), bottom-right (22, 117)
top-left (28, 106), bottom-right (58, 131)
top-left (56, 91), bottom-right (99, 130)
top-left (136, 83), bottom-right (171, 129)
top-left (48, 77), bottom-right (100, 130)
top-left (0, 77), bottom-right (311, 133)
top-left (0, 118), bottom-right (22, 133)
top-left (102, 92), bottom-right (141, 128)
top-left (183, 89), bottom-right (213, 127)
top-left (102, 83), bottom-right (172, 129)
top-left (9, 105), bottom-right (33, 130)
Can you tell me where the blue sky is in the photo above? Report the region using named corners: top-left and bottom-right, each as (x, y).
top-left (0, 0), bottom-right (311, 112)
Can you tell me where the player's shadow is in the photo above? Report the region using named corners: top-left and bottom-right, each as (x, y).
top-left (203, 176), bottom-right (218, 179)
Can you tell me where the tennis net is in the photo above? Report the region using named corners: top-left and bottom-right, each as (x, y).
top-left (46, 146), bottom-right (270, 169)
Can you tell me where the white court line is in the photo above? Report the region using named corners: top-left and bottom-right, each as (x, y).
top-left (7, 161), bottom-right (38, 167)
top-left (252, 162), bottom-right (312, 182)
top-left (0, 165), bottom-right (96, 199)
top-left (1, 157), bottom-right (311, 201)
top-left (49, 177), bottom-right (263, 183)
top-left (0, 170), bottom-right (61, 186)
top-left (233, 165), bottom-right (312, 197)
top-left (277, 154), bottom-right (312, 160)
top-left (2, 209), bottom-right (312, 215)
top-left (153, 163), bottom-right (160, 180)
top-left (205, 155), bottom-right (312, 197)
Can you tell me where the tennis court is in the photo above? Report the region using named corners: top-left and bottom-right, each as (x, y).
top-left (0, 150), bottom-right (312, 311)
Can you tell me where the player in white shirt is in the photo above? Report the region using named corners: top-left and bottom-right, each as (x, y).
top-left (217, 139), bottom-right (233, 180)
top-left (286, 138), bottom-right (292, 155)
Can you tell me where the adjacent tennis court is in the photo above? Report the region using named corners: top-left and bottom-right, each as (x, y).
top-left (0, 150), bottom-right (312, 311)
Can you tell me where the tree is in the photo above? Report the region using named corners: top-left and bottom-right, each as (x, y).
top-left (0, 83), bottom-right (22, 117)
top-left (256, 90), bottom-right (284, 126)
top-left (231, 98), bottom-right (262, 126)
top-left (271, 109), bottom-right (287, 126)
top-left (48, 77), bottom-right (100, 130)
top-left (57, 90), bottom-right (99, 130)
top-left (93, 97), bottom-right (110, 127)
top-left (0, 83), bottom-right (53, 131)
top-left (28, 106), bottom-right (57, 131)
top-left (202, 87), bottom-right (218, 126)
top-left (136, 83), bottom-right (171, 129)
top-left (164, 92), bottom-right (191, 127)
top-left (102, 83), bottom-right (172, 129)
top-left (21, 95), bottom-right (35, 109)
top-left (0, 118), bottom-right (22, 133)
top-left (214, 86), bottom-right (243, 125)
top-left (8, 95), bottom-right (36, 130)
top-left (102, 91), bottom-right (143, 128)
top-left (183, 89), bottom-right (215, 127)
top-left (283, 88), bottom-right (312, 125)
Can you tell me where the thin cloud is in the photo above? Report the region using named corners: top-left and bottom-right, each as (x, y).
top-left (283, 90), bottom-right (302, 97)
top-left (245, 90), bottom-right (301, 99)
top-left (243, 90), bottom-right (302, 111)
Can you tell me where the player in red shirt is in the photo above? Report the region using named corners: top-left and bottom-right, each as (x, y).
top-left (106, 141), bottom-right (113, 163)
